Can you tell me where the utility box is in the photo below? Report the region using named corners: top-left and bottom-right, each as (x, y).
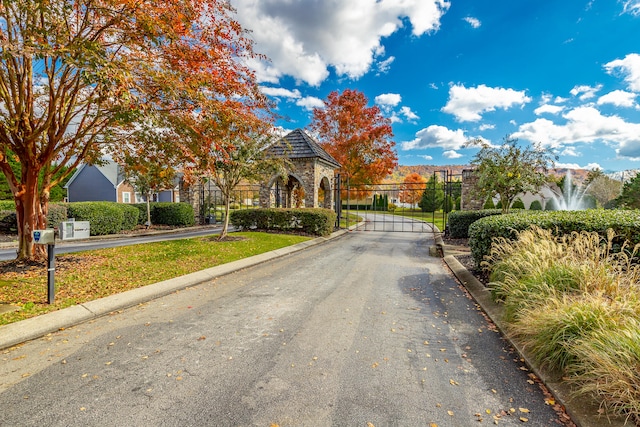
top-left (32, 229), bottom-right (55, 245)
top-left (59, 221), bottom-right (90, 240)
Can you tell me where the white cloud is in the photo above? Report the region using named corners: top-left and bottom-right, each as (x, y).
top-left (597, 90), bottom-right (638, 108)
top-left (621, 1), bottom-right (640, 16)
top-left (443, 150), bottom-right (463, 159)
top-left (604, 53), bottom-right (640, 92)
top-left (479, 123), bottom-right (495, 131)
top-left (561, 147), bottom-right (579, 156)
top-left (556, 162), bottom-right (603, 170)
top-left (400, 106), bottom-right (419, 122)
top-left (377, 56), bottom-right (395, 74)
top-left (441, 84), bottom-right (532, 122)
top-left (260, 86), bottom-right (301, 99)
top-left (375, 93), bottom-right (402, 108)
top-left (534, 104), bottom-right (565, 115)
top-left (401, 125), bottom-right (471, 150)
top-left (463, 17), bottom-right (481, 28)
top-left (296, 96), bottom-right (325, 111)
top-left (420, 155), bottom-right (434, 161)
top-left (234, 0), bottom-right (450, 86)
top-left (570, 84), bottom-right (602, 100)
top-left (514, 106), bottom-right (640, 158)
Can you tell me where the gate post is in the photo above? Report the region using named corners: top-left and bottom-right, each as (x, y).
top-left (334, 174), bottom-right (341, 228)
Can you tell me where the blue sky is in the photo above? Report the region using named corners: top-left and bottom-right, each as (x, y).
top-left (232, 0), bottom-right (640, 172)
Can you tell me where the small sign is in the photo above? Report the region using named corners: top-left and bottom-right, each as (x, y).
top-left (59, 221), bottom-right (90, 240)
top-left (32, 229), bottom-right (55, 244)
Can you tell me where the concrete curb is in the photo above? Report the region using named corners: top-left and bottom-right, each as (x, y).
top-left (0, 229), bottom-right (349, 351)
top-left (434, 233), bottom-right (626, 427)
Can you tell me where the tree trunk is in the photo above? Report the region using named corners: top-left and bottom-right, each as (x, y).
top-left (219, 196), bottom-right (231, 240)
top-left (145, 193), bottom-right (152, 228)
top-left (15, 169), bottom-right (47, 260)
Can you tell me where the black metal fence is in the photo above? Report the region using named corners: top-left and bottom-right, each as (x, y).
top-left (190, 172), bottom-right (462, 233)
top-left (336, 171), bottom-right (462, 233)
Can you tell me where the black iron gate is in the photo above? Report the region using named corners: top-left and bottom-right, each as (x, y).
top-left (334, 171), bottom-right (462, 233)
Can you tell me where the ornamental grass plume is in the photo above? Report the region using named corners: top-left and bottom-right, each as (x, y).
top-left (481, 226), bottom-right (640, 422)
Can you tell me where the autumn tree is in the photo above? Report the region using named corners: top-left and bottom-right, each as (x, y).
top-left (178, 94), bottom-right (282, 239)
top-left (308, 89), bottom-right (397, 197)
top-left (399, 172), bottom-right (426, 208)
top-left (0, 0), bottom-right (260, 260)
top-left (584, 169), bottom-right (622, 207)
top-left (466, 135), bottom-right (556, 213)
top-left (116, 114), bottom-right (182, 227)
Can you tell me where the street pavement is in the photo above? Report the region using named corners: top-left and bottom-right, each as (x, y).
top-left (0, 228), bottom-right (580, 426)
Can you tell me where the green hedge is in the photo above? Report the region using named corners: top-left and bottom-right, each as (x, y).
top-left (0, 210), bottom-right (16, 233)
top-left (447, 209), bottom-right (503, 238)
top-left (47, 203), bottom-right (68, 228)
top-left (133, 202), bottom-right (195, 226)
top-left (231, 208), bottom-right (336, 236)
top-left (66, 202), bottom-right (124, 235)
top-left (468, 210), bottom-right (640, 267)
top-left (118, 204), bottom-right (139, 230)
top-left (151, 202), bottom-right (195, 226)
top-left (0, 200), bottom-right (15, 210)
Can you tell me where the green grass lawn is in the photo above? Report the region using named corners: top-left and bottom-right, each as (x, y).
top-left (0, 232), bottom-right (311, 325)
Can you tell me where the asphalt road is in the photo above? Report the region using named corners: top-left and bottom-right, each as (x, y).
top-left (0, 230), bottom-right (566, 426)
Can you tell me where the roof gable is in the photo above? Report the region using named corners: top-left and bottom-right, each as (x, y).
top-left (64, 158), bottom-right (125, 189)
top-left (268, 129), bottom-right (341, 169)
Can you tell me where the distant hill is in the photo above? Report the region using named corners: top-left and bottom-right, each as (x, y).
top-left (388, 165), bottom-right (627, 184)
top-left (607, 169), bottom-right (640, 182)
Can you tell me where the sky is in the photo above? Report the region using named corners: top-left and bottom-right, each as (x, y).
top-left (231, 0), bottom-right (640, 173)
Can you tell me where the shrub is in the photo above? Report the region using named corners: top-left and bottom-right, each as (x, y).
top-left (0, 210), bottom-right (17, 233)
top-left (511, 198), bottom-right (525, 209)
top-left (66, 202), bottom-right (124, 235)
top-left (152, 202), bottom-right (195, 226)
top-left (47, 203), bottom-right (68, 228)
top-left (133, 202), bottom-right (195, 226)
top-left (133, 203), bottom-right (150, 225)
top-left (529, 200), bottom-right (543, 210)
top-left (446, 209), bottom-right (502, 239)
top-left (0, 200), bottom-right (15, 210)
top-left (118, 204), bottom-right (140, 230)
top-left (483, 198), bottom-right (495, 209)
top-left (231, 208), bottom-right (336, 236)
top-left (483, 226), bottom-right (640, 420)
top-left (468, 209), bottom-right (640, 267)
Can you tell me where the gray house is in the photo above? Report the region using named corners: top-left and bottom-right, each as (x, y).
top-left (65, 159), bottom-right (178, 203)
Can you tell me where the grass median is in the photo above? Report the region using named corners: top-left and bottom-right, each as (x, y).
top-left (0, 231), bottom-right (311, 326)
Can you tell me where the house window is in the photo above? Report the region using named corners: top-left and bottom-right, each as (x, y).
top-left (122, 192), bottom-right (131, 203)
top-left (135, 193), bottom-right (144, 203)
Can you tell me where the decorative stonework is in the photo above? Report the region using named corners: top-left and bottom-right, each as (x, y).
top-left (260, 129), bottom-right (341, 210)
top-left (461, 169), bottom-right (485, 210)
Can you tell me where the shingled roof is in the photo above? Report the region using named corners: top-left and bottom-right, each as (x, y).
top-left (268, 128), bottom-right (341, 169)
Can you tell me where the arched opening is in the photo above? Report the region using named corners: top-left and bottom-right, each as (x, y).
top-left (267, 174), bottom-right (304, 208)
top-left (319, 176), bottom-right (332, 209)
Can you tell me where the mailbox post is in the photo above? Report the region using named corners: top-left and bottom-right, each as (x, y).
top-left (32, 229), bottom-right (56, 304)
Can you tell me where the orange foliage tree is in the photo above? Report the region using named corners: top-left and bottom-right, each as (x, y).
top-left (0, 0), bottom-right (261, 260)
top-left (308, 89), bottom-right (397, 198)
top-left (399, 172), bottom-right (427, 207)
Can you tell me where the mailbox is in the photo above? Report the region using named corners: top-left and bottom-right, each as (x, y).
top-left (32, 229), bottom-right (55, 245)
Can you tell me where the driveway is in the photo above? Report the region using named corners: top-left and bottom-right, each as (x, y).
top-left (0, 230), bottom-right (566, 426)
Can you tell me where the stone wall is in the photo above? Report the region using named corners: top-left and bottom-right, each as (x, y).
top-left (460, 169), bottom-right (485, 211)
